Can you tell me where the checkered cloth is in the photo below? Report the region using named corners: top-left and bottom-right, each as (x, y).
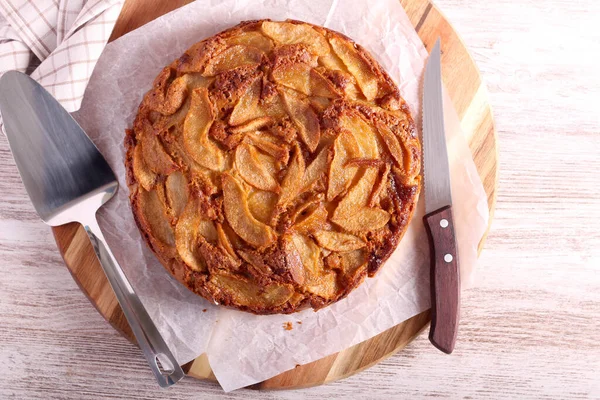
top-left (0, 0), bottom-right (124, 112)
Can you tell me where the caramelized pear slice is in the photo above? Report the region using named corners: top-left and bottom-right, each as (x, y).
top-left (203, 45), bottom-right (263, 76)
top-left (216, 223), bottom-right (238, 260)
top-left (174, 200), bottom-right (206, 271)
top-left (301, 145), bottom-right (330, 192)
top-left (327, 131), bottom-right (360, 200)
top-left (138, 188), bottom-right (175, 247)
top-left (222, 222), bottom-right (245, 250)
top-left (152, 97), bottom-right (191, 135)
top-left (154, 181), bottom-right (169, 219)
top-left (339, 112), bottom-right (379, 159)
top-left (222, 173), bottom-right (276, 247)
top-left (257, 155), bottom-right (280, 181)
top-left (229, 116), bottom-right (273, 133)
top-left (316, 62), bottom-right (362, 97)
top-left (313, 230), bottom-right (366, 251)
top-left (246, 133), bottom-right (289, 164)
top-left (292, 202), bottom-right (328, 233)
top-left (183, 88), bottom-right (226, 171)
top-left (235, 143), bottom-right (280, 192)
top-left (375, 120), bottom-right (420, 179)
top-left (132, 144), bottom-right (157, 191)
top-left (343, 81), bottom-right (363, 100)
top-left (182, 72), bottom-right (213, 91)
top-left (209, 273), bottom-right (294, 308)
top-left (225, 31), bottom-right (273, 53)
top-left (248, 189), bottom-right (278, 224)
top-left (278, 144), bottom-right (306, 206)
top-left (369, 163), bottom-right (390, 208)
top-left (309, 96), bottom-right (331, 112)
top-left (261, 21), bottom-right (329, 56)
top-left (402, 141), bottom-right (420, 180)
top-left (280, 88), bottom-right (320, 152)
top-left (374, 120), bottom-right (404, 168)
top-left (340, 248), bottom-right (368, 276)
top-left (229, 75), bottom-right (262, 126)
top-left (141, 132), bottom-right (178, 175)
top-left (272, 63), bottom-right (311, 95)
top-left (165, 171), bottom-right (189, 218)
top-left (306, 271), bottom-right (339, 300)
top-left (273, 64), bottom-right (339, 98)
top-left (332, 207), bottom-right (390, 232)
top-left (332, 168), bottom-right (390, 231)
top-left (263, 93), bottom-right (288, 120)
top-left (198, 219), bottom-right (218, 244)
top-left (146, 75), bottom-right (188, 116)
top-left (310, 69), bottom-right (340, 98)
top-left (329, 37), bottom-right (379, 100)
top-left (149, 72), bottom-right (211, 115)
top-left (281, 234), bottom-right (306, 285)
top-left (336, 168), bottom-right (378, 209)
top-left (290, 233), bottom-right (321, 277)
top-left (290, 233), bottom-right (339, 299)
top-left (318, 51), bottom-right (347, 72)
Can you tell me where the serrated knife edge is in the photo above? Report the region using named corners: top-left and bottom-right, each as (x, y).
top-left (423, 38), bottom-right (453, 214)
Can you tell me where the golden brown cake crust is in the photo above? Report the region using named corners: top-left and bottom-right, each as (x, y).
top-left (125, 19), bottom-right (421, 314)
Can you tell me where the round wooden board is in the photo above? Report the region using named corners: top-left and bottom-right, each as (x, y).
top-left (52, 0), bottom-right (498, 390)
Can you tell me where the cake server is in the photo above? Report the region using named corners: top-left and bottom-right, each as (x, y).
top-left (0, 71), bottom-right (185, 387)
top-left (422, 39), bottom-right (460, 354)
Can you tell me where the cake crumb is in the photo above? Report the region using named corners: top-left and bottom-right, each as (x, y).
top-left (283, 322), bottom-right (293, 331)
top-left (202, 309), bottom-right (207, 312)
top-left (296, 321), bottom-right (302, 325)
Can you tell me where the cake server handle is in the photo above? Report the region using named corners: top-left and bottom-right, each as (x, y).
top-left (81, 214), bottom-right (185, 387)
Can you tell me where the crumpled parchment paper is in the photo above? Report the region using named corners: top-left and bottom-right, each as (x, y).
top-left (73, 0), bottom-right (489, 391)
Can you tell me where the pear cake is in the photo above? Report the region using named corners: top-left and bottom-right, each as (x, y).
top-left (125, 20), bottom-right (421, 314)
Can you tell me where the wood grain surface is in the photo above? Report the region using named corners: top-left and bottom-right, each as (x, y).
top-left (49, 0), bottom-right (497, 389)
top-left (1, 0), bottom-right (599, 399)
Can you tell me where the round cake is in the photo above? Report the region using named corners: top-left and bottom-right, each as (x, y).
top-left (125, 19), bottom-right (421, 314)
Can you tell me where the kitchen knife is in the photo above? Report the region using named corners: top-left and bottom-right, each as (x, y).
top-left (0, 71), bottom-right (185, 387)
top-left (422, 39), bottom-right (460, 354)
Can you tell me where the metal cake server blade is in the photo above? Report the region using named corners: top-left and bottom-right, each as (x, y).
top-left (0, 71), bottom-right (185, 387)
top-left (422, 39), bottom-right (461, 354)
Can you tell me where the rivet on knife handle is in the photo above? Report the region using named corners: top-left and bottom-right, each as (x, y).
top-left (423, 205), bottom-right (460, 354)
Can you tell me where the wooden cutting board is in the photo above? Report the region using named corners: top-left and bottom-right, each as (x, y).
top-left (52, 0), bottom-right (498, 390)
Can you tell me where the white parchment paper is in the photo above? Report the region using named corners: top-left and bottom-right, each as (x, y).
top-left (73, 0), bottom-right (489, 391)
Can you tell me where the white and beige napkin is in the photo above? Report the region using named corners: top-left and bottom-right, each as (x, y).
top-left (0, 0), bottom-right (124, 112)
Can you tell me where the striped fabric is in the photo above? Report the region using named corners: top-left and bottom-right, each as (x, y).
top-left (0, 0), bottom-right (124, 112)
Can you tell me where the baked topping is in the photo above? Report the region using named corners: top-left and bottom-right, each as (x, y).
top-left (125, 19), bottom-right (421, 314)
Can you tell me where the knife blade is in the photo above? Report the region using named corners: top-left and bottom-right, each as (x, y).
top-left (0, 71), bottom-right (185, 386)
top-left (422, 39), bottom-right (460, 354)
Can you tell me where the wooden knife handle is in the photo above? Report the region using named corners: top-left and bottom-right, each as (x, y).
top-left (423, 205), bottom-right (460, 354)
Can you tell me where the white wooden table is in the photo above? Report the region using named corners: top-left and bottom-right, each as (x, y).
top-left (1, 1), bottom-right (599, 398)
